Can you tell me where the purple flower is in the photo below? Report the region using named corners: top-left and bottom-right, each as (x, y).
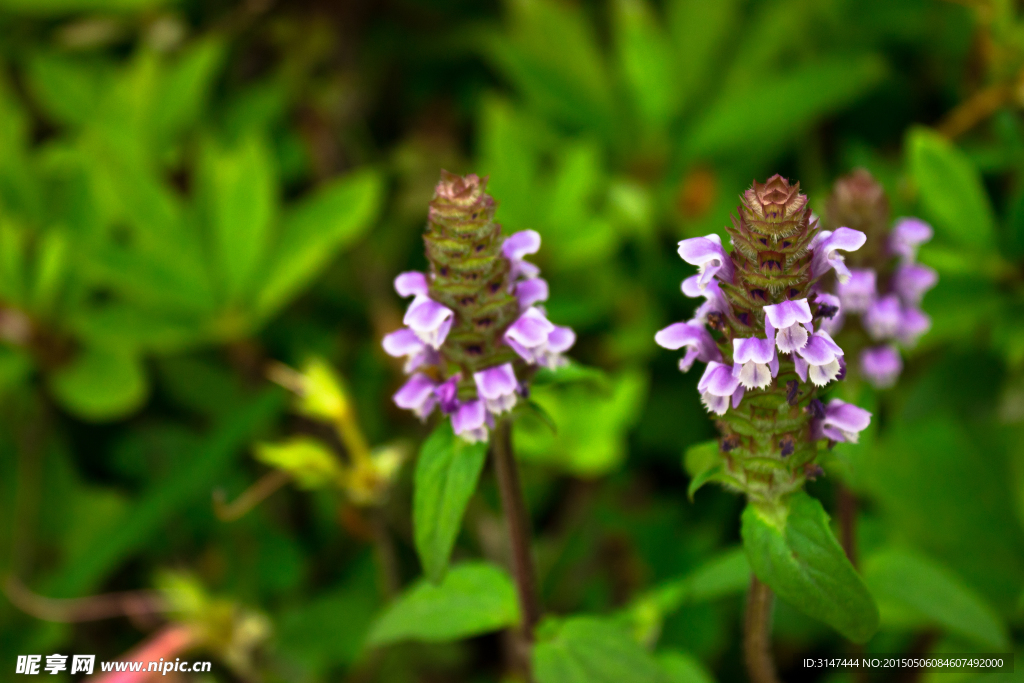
top-left (503, 230), bottom-right (542, 280)
top-left (732, 335), bottom-right (778, 390)
top-left (698, 361), bottom-right (744, 415)
top-left (504, 307), bottom-right (576, 368)
top-left (809, 227), bottom-right (867, 283)
top-left (682, 275), bottom-right (731, 320)
top-left (764, 299), bottom-right (812, 353)
top-left (892, 263), bottom-right (938, 307)
top-left (677, 234), bottom-right (734, 289)
top-left (889, 218), bottom-right (933, 262)
top-left (451, 399), bottom-right (489, 443)
top-left (404, 295), bottom-right (454, 349)
top-left (393, 373), bottom-right (439, 420)
top-left (837, 269), bottom-right (877, 314)
top-left (863, 294), bottom-right (901, 340)
top-left (435, 375), bottom-right (460, 414)
top-left (473, 363), bottom-right (518, 415)
top-left (815, 292), bottom-right (844, 336)
top-left (515, 278), bottom-right (549, 309)
top-left (897, 306), bottom-right (930, 347)
top-left (654, 321), bottom-right (722, 372)
top-left (817, 399), bottom-right (872, 444)
top-left (794, 330), bottom-right (844, 387)
top-left (861, 345), bottom-right (902, 389)
top-left (394, 271), bottom-right (429, 298)
top-left (382, 327), bottom-right (439, 373)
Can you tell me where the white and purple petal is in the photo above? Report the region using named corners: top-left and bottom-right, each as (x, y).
top-left (889, 218), bottom-right (933, 262)
top-left (474, 363), bottom-right (519, 415)
top-left (394, 271), bottom-right (429, 298)
top-left (860, 345), bottom-right (902, 389)
top-left (896, 306), bottom-right (930, 347)
top-left (863, 294), bottom-right (902, 340)
top-left (677, 234), bottom-right (734, 288)
top-left (820, 399), bottom-right (872, 443)
top-left (836, 269), bottom-right (877, 314)
top-left (810, 227), bottom-right (867, 283)
top-left (393, 373), bottom-right (438, 420)
top-left (404, 295), bottom-right (454, 349)
top-left (451, 399), bottom-right (489, 443)
top-left (892, 263), bottom-right (938, 306)
top-left (655, 321), bottom-right (722, 371)
top-left (515, 278), bottom-right (549, 309)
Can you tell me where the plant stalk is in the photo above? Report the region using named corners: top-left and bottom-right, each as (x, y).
top-left (491, 418), bottom-right (542, 641)
top-left (744, 575), bottom-right (781, 683)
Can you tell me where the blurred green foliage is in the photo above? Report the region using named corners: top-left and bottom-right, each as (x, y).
top-left (0, 0), bottom-right (1022, 681)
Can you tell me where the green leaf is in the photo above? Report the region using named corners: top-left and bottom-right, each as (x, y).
top-left (367, 562), bottom-right (519, 645)
top-left (683, 439), bottom-right (723, 500)
top-left (659, 651), bottom-right (717, 683)
top-left (255, 169), bottom-right (382, 318)
top-left (48, 348), bottom-right (148, 422)
top-left (152, 38), bottom-right (225, 144)
top-left (0, 0), bottom-right (166, 12)
top-left (685, 55), bottom-right (885, 160)
top-left (908, 127), bottom-right (997, 250)
top-left (200, 134), bottom-right (276, 303)
top-left (413, 422), bottom-right (488, 582)
top-left (863, 547), bottom-right (1009, 649)
top-left (666, 0), bottom-right (739, 115)
top-left (741, 492), bottom-right (879, 643)
top-left (254, 438), bottom-right (342, 490)
top-left (26, 53), bottom-right (108, 127)
top-left (613, 0), bottom-right (679, 129)
top-left (533, 616), bottom-right (667, 683)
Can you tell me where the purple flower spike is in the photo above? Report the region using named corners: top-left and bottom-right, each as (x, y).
top-left (451, 399), bottom-right (488, 443)
top-left (503, 230), bottom-right (542, 280)
top-left (682, 275), bottom-right (731, 320)
top-left (820, 399), bottom-right (872, 444)
top-left (861, 345), bottom-right (903, 389)
top-left (837, 269), bottom-right (877, 314)
top-left (698, 361), bottom-right (742, 415)
top-left (394, 271), bottom-right (429, 298)
top-left (795, 330), bottom-right (844, 387)
top-left (732, 335), bottom-right (777, 389)
top-left (654, 321), bottom-right (722, 372)
top-left (404, 295), bottom-right (454, 349)
top-left (677, 234), bottom-right (734, 289)
top-left (764, 299), bottom-right (812, 353)
top-left (863, 294), bottom-right (901, 340)
top-left (810, 227), bottom-right (867, 283)
top-left (474, 363), bottom-right (519, 415)
top-left (892, 263), bottom-right (938, 306)
top-left (889, 218), bottom-right (933, 262)
top-left (897, 306), bottom-right (930, 347)
top-left (393, 373), bottom-right (439, 420)
top-left (515, 278), bottom-right (549, 309)
top-left (504, 307), bottom-right (576, 368)
top-left (434, 375), bottom-right (461, 414)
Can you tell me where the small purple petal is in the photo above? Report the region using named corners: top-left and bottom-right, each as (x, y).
top-left (516, 278), bottom-right (549, 308)
top-left (793, 354), bottom-right (808, 382)
top-left (474, 363), bottom-right (517, 400)
top-left (655, 321), bottom-right (722, 371)
top-left (864, 294), bottom-right (902, 340)
top-left (810, 227), bottom-right (867, 283)
top-left (505, 307), bottom-right (555, 348)
top-left (683, 275), bottom-right (731, 320)
top-left (764, 299), bottom-right (812, 329)
top-left (698, 360), bottom-right (741, 396)
top-left (821, 399), bottom-right (872, 443)
top-left (677, 234), bottom-right (734, 288)
top-left (892, 263), bottom-right (938, 306)
top-left (435, 375), bottom-right (461, 414)
top-left (733, 336), bottom-right (774, 364)
top-left (837, 269), bottom-right (877, 314)
top-left (547, 325), bottom-right (576, 354)
top-left (861, 345), bottom-right (903, 389)
top-left (382, 328), bottom-right (424, 357)
top-left (797, 330), bottom-right (844, 366)
top-left (731, 385), bottom-right (745, 409)
top-left (393, 373), bottom-right (438, 420)
top-left (503, 230), bottom-right (542, 261)
top-left (452, 399), bottom-right (486, 435)
top-left (404, 295), bottom-right (454, 349)
top-left (889, 218), bottom-right (933, 262)
top-left (897, 306), bottom-right (930, 347)
top-left (394, 271), bottom-right (429, 298)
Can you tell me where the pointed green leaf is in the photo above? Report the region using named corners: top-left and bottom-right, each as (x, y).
top-left (863, 547), bottom-right (1009, 649)
top-left (685, 55), bottom-right (885, 160)
top-left (413, 422), bottom-right (488, 582)
top-left (683, 439), bottom-right (723, 500)
top-left (741, 492), bottom-right (879, 643)
top-left (48, 347), bottom-right (148, 422)
top-left (255, 169), bottom-right (382, 318)
top-left (152, 38), bottom-right (225, 143)
top-left (200, 134), bottom-right (276, 303)
top-left (908, 127), bottom-right (996, 250)
top-left (533, 616), bottom-right (668, 683)
top-left (368, 562), bottom-right (519, 645)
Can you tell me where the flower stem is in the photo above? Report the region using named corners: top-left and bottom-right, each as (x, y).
top-left (491, 418), bottom-right (542, 641)
top-left (744, 575), bottom-right (781, 683)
